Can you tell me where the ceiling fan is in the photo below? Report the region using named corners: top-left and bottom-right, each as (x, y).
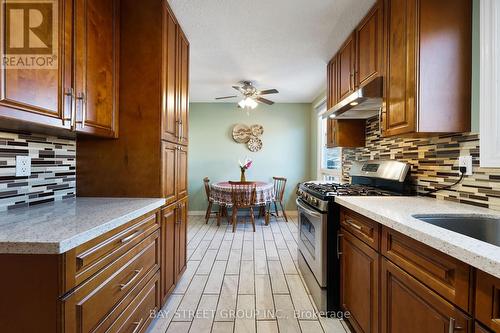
top-left (215, 81), bottom-right (279, 109)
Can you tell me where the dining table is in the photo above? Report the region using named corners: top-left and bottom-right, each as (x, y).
top-left (210, 181), bottom-right (275, 207)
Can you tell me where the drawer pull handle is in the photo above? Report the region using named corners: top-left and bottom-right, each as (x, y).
top-left (448, 318), bottom-right (463, 333)
top-left (346, 219), bottom-right (363, 231)
top-left (119, 267), bottom-right (143, 290)
top-left (131, 318), bottom-right (144, 333)
top-left (121, 230), bottom-right (143, 243)
top-left (337, 233), bottom-right (344, 259)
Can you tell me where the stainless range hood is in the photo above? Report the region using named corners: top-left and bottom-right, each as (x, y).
top-left (320, 77), bottom-right (383, 120)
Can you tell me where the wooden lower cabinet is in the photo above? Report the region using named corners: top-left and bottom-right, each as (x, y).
top-left (161, 204), bottom-right (177, 304)
top-left (340, 229), bottom-right (379, 333)
top-left (381, 258), bottom-right (472, 333)
top-left (175, 197), bottom-right (188, 281)
top-left (475, 270), bottom-right (500, 332)
top-left (475, 322), bottom-right (494, 333)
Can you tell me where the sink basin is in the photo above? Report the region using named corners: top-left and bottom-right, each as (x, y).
top-left (412, 214), bottom-right (500, 247)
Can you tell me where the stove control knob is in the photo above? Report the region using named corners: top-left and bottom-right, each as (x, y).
top-left (312, 198), bottom-right (318, 205)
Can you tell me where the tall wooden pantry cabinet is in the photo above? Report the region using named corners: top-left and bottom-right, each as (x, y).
top-left (76, 0), bottom-right (190, 305)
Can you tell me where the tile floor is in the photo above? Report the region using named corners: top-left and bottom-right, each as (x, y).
top-left (147, 212), bottom-right (351, 333)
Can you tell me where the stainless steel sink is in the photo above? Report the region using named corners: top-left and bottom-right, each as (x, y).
top-left (412, 214), bottom-right (500, 247)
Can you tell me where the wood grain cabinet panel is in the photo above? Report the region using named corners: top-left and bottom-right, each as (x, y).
top-left (475, 270), bottom-right (500, 332)
top-left (160, 204), bottom-right (176, 304)
top-left (175, 197), bottom-right (188, 281)
top-left (340, 229), bottom-right (379, 333)
top-left (0, 0), bottom-right (73, 130)
top-left (162, 141), bottom-right (178, 205)
top-left (326, 56), bottom-right (338, 109)
top-left (381, 258), bottom-right (472, 333)
top-left (177, 28), bottom-right (190, 146)
top-left (327, 119), bottom-right (365, 148)
top-left (381, 227), bottom-right (471, 312)
top-left (337, 34), bottom-right (356, 101)
top-left (475, 322), bottom-right (494, 333)
top-left (382, 0), bottom-right (471, 137)
top-left (74, 0), bottom-right (119, 138)
top-left (341, 208), bottom-right (380, 250)
top-left (355, 1), bottom-right (383, 87)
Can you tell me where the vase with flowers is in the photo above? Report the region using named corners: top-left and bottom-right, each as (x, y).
top-left (238, 157), bottom-right (253, 182)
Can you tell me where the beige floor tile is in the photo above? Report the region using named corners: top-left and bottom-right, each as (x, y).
top-left (255, 275), bottom-right (275, 320)
top-left (234, 294), bottom-right (256, 333)
top-left (256, 321), bottom-right (278, 333)
top-left (204, 260), bottom-right (227, 294)
top-left (273, 294), bottom-right (301, 333)
top-left (211, 321), bottom-right (234, 333)
top-left (215, 275), bottom-right (239, 322)
top-left (166, 322), bottom-right (191, 333)
top-left (189, 294), bottom-right (219, 333)
top-left (238, 260), bottom-right (255, 295)
top-left (268, 260), bottom-right (289, 294)
top-left (174, 275), bottom-right (208, 321)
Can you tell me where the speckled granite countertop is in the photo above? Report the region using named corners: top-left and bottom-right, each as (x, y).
top-left (335, 196), bottom-right (500, 279)
top-left (0, 198), bottom-right (166, 254)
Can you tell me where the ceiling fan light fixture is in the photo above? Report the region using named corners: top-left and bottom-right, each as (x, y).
top-left (238, 99), bottom-right (246, 109)
top-left (246, 97), bottom-right (258, 109)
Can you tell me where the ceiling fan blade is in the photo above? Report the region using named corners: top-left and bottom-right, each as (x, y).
top-left (232, 85), bottom-right (245, 93)
top-left (259, 89), bottom-right (279, 95)
top-left (215, 95), bottom-right (238, 100)
top-left (256, 97), bottom-right (274, 105)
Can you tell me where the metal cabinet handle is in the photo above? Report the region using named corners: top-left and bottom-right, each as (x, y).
top-left (448, 318), bottom-right (463, 333)
top-left (121, 230), bottom-right (143, 243)
top-left (119, 267), bottom-right (143, 290)
top-left (337, 233), bottom-right (344, 259)
top-left (64, 88), bottom-right (75, 126)
top-left (75, 92), bottom-right (86, 127)
top-left (131, 318), bottom-right (144, 333)
top-left (346, 219), bottom-right (363, 231)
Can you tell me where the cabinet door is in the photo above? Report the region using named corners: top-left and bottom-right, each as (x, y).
top-left (326, 119), bottom-right (337, 148)
top-left (177, 28), bottom-right (189, 146)
top-left (175, 198), bottom-right (188, 281)
top-left (0, 0), bottom-right (72, 129)
top-left (475, 270), bottom-right (500, 332)
top-left (381, 258), bottom-right (471, 333)
top-left (337, 34), bottom-right (356, 101)
top-left (177, 146), bottom-right (188, 199)
top-left (327, 56), bottom-right (338, 109)
top-left (340, 229), bottom-right (379, 333)
top-left (74, 0), bottom-right (119, 137)
top-left (162, 141), bottom-right (177, 204)
top-left (161, 205), bottom-right (176, 305)
top-left (383, 0), bottom-right (416, 137)
top-left (475, 322), bottom-right (493, 333)
top-left (161, 5), bottom-right (178, 143)
top-left (356, 2), bottom-right (383, 87)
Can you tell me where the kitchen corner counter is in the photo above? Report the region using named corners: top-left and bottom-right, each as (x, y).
top-left (0, 197), bottom-right (166, 254)
top-left (335, 196), bottom-right (500, 279)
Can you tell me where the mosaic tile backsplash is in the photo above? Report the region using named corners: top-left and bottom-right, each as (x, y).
top-left (342, 117), bottom-right (500, 211)
top-left (0, 131), bottom-right (76, 211)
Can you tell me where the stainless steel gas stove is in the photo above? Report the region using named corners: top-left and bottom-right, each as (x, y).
top-left (296, 160), bottom-right (410, 316)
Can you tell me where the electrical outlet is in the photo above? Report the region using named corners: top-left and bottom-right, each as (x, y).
top-left (459, 155), bottom-right (473, 176)
top-left (15, 156), bottom-right (31, 177)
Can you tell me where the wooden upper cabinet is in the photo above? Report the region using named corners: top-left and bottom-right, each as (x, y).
top-left (162, 5), bottom-right (178, 143)
top-left (381, 258), bottom-right (472, 333)
top-left (355, 1), bottom-right (383, 87)
top-left (340, 229), bottom-right (379, 333)
top-left (326, 56), bottom-right (338, 109)
top-left (0, 0), bottom-right (73, 130)
top-left (382, 0), bottom-right (471, 137)
top-left (177, 28), bottom-right (190, 146)
top-left (337, 34), bottom-right (356, 101)
top-left (74, 0), bottom-right (119, 138)
top-left (327, 119), bottom-right (365, 148)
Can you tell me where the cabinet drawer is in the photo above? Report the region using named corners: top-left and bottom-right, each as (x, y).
top-left (340, 208), bottom-right (380, 250)
top-left (381, 227), bottom-right (471, 311)
top-left (475, 270), bottom-right (500, 332)
top-left (63, 230), bottom-right (160, 333)
top-left (100, 271), bottom-right (160, 333)
top-left (70, 211), bottom-right (159, 287)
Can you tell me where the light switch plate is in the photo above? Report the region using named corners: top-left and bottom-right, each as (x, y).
top-left (458, 155), bottom-right (473, 176)
top-left (15, 155), bottom-right (31, 177)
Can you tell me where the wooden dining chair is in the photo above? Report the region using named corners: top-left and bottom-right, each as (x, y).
top-left (272, 177), bottom-right (288, 222)
top-left (203, 177), bottom-right (221, 225)
top-left (229, 181), bottom-right (257, 232)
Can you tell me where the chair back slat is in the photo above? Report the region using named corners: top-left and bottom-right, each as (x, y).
top-left (203, 177), bottom-right (211, 200)
top-left (229, 181), bottom-right (257, 207)
top-left (273, 177), bottom-right (287, 201)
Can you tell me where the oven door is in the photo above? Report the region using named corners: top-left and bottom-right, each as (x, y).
top-left (296, 198), bottom-right (327, 287)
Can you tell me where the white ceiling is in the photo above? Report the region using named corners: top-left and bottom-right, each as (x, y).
top-left (168, 0), bottom-right (375, 103)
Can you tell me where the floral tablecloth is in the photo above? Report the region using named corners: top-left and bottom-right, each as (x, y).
top-left (210, 181), bottom-right (275, 207)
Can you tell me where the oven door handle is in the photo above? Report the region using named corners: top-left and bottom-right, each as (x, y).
top-left (296, 199), bottom-right (323, 218)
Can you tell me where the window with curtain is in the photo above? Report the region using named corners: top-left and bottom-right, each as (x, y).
top-left (316, 101), bottom-right (342, 182)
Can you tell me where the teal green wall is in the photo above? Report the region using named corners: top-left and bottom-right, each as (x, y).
top-left (188, 102), bottom-right (312, 212)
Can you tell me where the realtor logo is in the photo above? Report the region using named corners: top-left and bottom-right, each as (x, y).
top-left (2, 0), bottom-right (58, 69)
